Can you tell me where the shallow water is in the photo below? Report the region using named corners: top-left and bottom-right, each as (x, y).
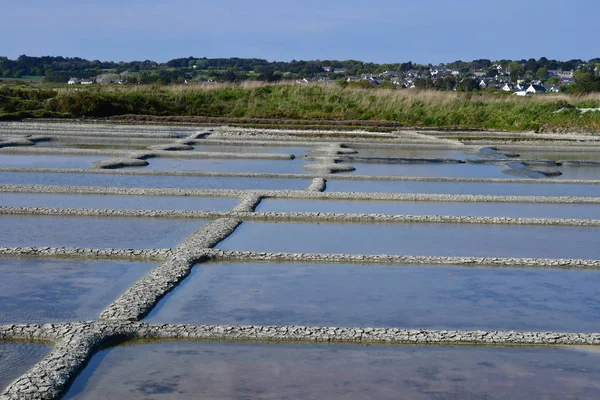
top-left (347, 162), bottom-right (518, 179)
top-left (326, 179), bottom-right (600, 197)
top-left (0, 216), bottom-right (208, 248)
top-left (146, 157), bottom-right (309, 174)
top-left (0, 193), bottom-right (239, 211)
top-left (218, 222), bottom-right (600, 259)
top-left (556, 166), bottom-right (600, 180)
top-left (192, 145), bottom-right (310, 157)
top-left (147, 262), bottom-right (600, 332)
top-left (0, 172), bottom-right (311, 190)
top-left (0, 154), bottom-right (103, 169)
top-left (0, 258), bottom-right (155, 324)
top-left (35, 139), bottom-right (165, 151)
top-left (258, 199), bottom-right (600, 219)
top-left (0, 342), bottom-right (52, 392)
top-left (516, 151), bottom-right (600, 162)
top-left (63, 341), bottom-right (600, 400)
top-left (352, 148), bottom-right (470, 159)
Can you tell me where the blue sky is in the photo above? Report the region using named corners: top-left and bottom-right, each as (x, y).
top-left (2, 0), bottom-right (597, 63)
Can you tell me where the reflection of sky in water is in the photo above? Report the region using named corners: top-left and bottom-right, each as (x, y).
top-left (258, 199), bottom-right (600, 219)
top-left (192, 145), bottom-right (310, 157)
top-left (0, 193), bottom-right (239, 211)
top-left (516, 152), bottom-right (600, 162)
top-left (0, 258), bottom-right (155, 324)
top-left (147, 263), bottom-right (600, 332)
top-left (218, 222), bottom-right (600, 259)
top-left (0, 172), bottom-right (311, 190)
top-left (347, 162), bottom-right (516, 179)
top-left (0, 216), bottom-right (208, 249)
top-left (353, 148), bottom-right (470, 159)
top-left (326, 179), bottom-right (600, 197)
top-left (555, 166), bottom-right (600, 180)
top-left (0, 342), bottom-right (51, 392)
top-left (0, 154), bottom-right (103, 169)
top-left (64, 341), bottom-right (600, 400)
top-left (35, 140), bottom-right (162, 150)
top-left (146, 157), bottom-right (310, 174)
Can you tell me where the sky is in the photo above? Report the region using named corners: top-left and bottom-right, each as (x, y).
top-left (1, 0), bottom-right (598, 64)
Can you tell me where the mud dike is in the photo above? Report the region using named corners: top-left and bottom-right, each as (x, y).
top-left (2, 122), bottom-right (600, 399)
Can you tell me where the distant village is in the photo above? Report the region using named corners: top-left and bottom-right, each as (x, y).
top-left (65, 65), bottom-right (581, 95)
top-left (44, 55), bottom-right (599, 94)
top-left (295, 64), bottom-right (579, 95)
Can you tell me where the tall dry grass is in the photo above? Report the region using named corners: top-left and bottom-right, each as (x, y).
top-left (5, 82), bottom-right (600, 131)
top-left (69, 82), bottom-right (600, 107)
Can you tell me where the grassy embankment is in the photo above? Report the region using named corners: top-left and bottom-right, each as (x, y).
top-left (1, 82), bottom-right (600, 132)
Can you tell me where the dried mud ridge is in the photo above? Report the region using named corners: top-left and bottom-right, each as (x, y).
top-left (2, 123), bottom-right (600, 399)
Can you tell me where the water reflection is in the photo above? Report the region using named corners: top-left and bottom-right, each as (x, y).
top-left (218, 222), bottom-right (600, 259)
top-left (0, 193), bottom-right (239, 211)
top-left (0, 216), bottom-right (208, 249)
top-left (0, 258), bottom-right (155, 324)
top-left (64, 341), bottom-right (600, 400)
top-left (257, 199), bottom-right (600, 219)
top-left (0, 341), bottom-right (51, 392)
top-left (147, 263), bottom-right (600, 332)
top-left (0, 172), bottom-right (311, 190)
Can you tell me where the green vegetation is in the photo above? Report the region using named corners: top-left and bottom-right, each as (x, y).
top-left (2, 55), bottom-right (598, 88)
top-left (570, 66), bottom-right (600, 94)
top-left (2, 82), bottom-right (600, 132)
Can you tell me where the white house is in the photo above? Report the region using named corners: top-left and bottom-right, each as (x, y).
top-left (501, 83), bottom-right (515, 91)
top-left (67, 78), bottom-right (81, 85)
top-left (515, 82), bottom-right (528, 91)
top-left (525, 84), bottom-right (547, 94)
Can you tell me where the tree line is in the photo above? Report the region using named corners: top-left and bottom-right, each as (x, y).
top-left (1, 55), bottom-right (599, 92)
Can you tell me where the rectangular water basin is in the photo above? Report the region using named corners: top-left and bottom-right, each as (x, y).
top-left (351, 148), bottom-right (470, 159)
top-left (0, 341), bottom-right (52, 392)
top-left (257, 199), bottom-right (600, 219)
top-left (192, 145), bottom-right (311, 157)
top-left (36, 138), bottom-right (167, 151)
top-left (347, 162), bottom-right (517, 179)
top-left (514, 151), bottom-right (600, 162)
top-left (218, 222), bottom-right (600, 259)
top-left (556, 166), bottom-right (600, 181)
top-left (0, 172), bottom-right (311, 191)
top-left (0, 154), bottom-right (104, 169)
top-left (0, 258), bottom-right (155, 324)
top-left (63, 341), bottom-right (600, 400)
top-left (146, 157), bottom-right (310, 174)
top-left (326, 179), bottom-right (600, 197)
top-left (147, 262), bottom-right (600, 332)
top-left (0, 193), bottom-right (240, 211)
top-left (0, 216), bottom-right (208, 249)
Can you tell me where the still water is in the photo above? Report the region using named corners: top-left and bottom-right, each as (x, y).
top-left (146, 262), bottom-right (600, 332)
top-left (0, 216), bottom-right (208, 249)
top-left (0, 341), bottom-right (51, 392)
top-left (0, 258), bottom-right (155, 324)
top-left (257, 199), bottom-right (600, 219)
top-left (218, 222), bottom-right (600, 259)
top-left (64, 341), bottom-right (600, 400)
